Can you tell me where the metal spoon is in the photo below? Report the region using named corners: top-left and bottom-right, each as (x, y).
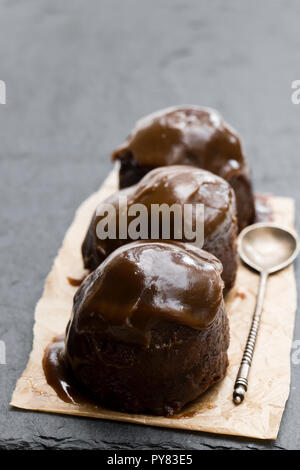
top-left (233, 222), bottom-right (299, 405)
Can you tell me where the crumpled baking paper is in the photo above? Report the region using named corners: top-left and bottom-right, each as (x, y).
top-left (11, 167), bottom-right (297, 440)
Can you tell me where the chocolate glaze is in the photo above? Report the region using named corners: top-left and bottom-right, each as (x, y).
top-left (112, 106), bottom-right (255, 230)
top-left (82, 165), bottom-right (238, 291)
top-left (63, 241), bottom-right (229, 416)
top-left (76, 241), bottom-right (223, 346)
top-left (67, 275), bottom-right (86, 287)
top-left (42, 335), bottom-right (84, 405)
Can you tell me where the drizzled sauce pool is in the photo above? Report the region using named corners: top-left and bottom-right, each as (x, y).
top-left (42, 335), bottom-right (88, 405)
top-left (67, 274), bottom-right (87, 287)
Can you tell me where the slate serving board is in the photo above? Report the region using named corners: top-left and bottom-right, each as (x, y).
top-left (1, 0), bottom-right (300, 450)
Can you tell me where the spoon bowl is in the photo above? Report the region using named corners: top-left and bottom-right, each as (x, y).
top-left (238, 222), bottom-right (299, 274)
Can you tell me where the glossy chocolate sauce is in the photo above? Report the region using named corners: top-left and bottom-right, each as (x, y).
top-left (82, 166), bottom-right (237, 282)
top-left (75, 241), bottom-right (224, 347)
top-left (112, 106), bottom-right (255, 231)
top-left (45, 242), bottom-right (229, 416)
top-left (112, 106), bottom-right (246, 181)
top-left (42, 335), bottom-right (85, 405)
top-left (67, 275), bottom-right (87, 287)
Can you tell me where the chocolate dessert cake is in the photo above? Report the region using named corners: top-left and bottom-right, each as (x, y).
top-left (82, 165), bottom-right (238, 291)
top-left (64, 241), bottom-right (230, 416)
top-left (111, 106), bottom-right (255, 231)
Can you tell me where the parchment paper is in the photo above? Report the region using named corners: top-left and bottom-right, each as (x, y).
top-left (11, 167), bottom-right (297, 440)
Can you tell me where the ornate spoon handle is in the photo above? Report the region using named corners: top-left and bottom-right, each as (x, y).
top-left (233, 270), bottom-right (268, 404)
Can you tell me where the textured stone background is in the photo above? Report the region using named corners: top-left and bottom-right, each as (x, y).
top-left (0, 0), bottom-right (300, 450)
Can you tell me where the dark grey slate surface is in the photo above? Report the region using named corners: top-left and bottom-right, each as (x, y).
top-left (0, 0), bottom-right (300, 450)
